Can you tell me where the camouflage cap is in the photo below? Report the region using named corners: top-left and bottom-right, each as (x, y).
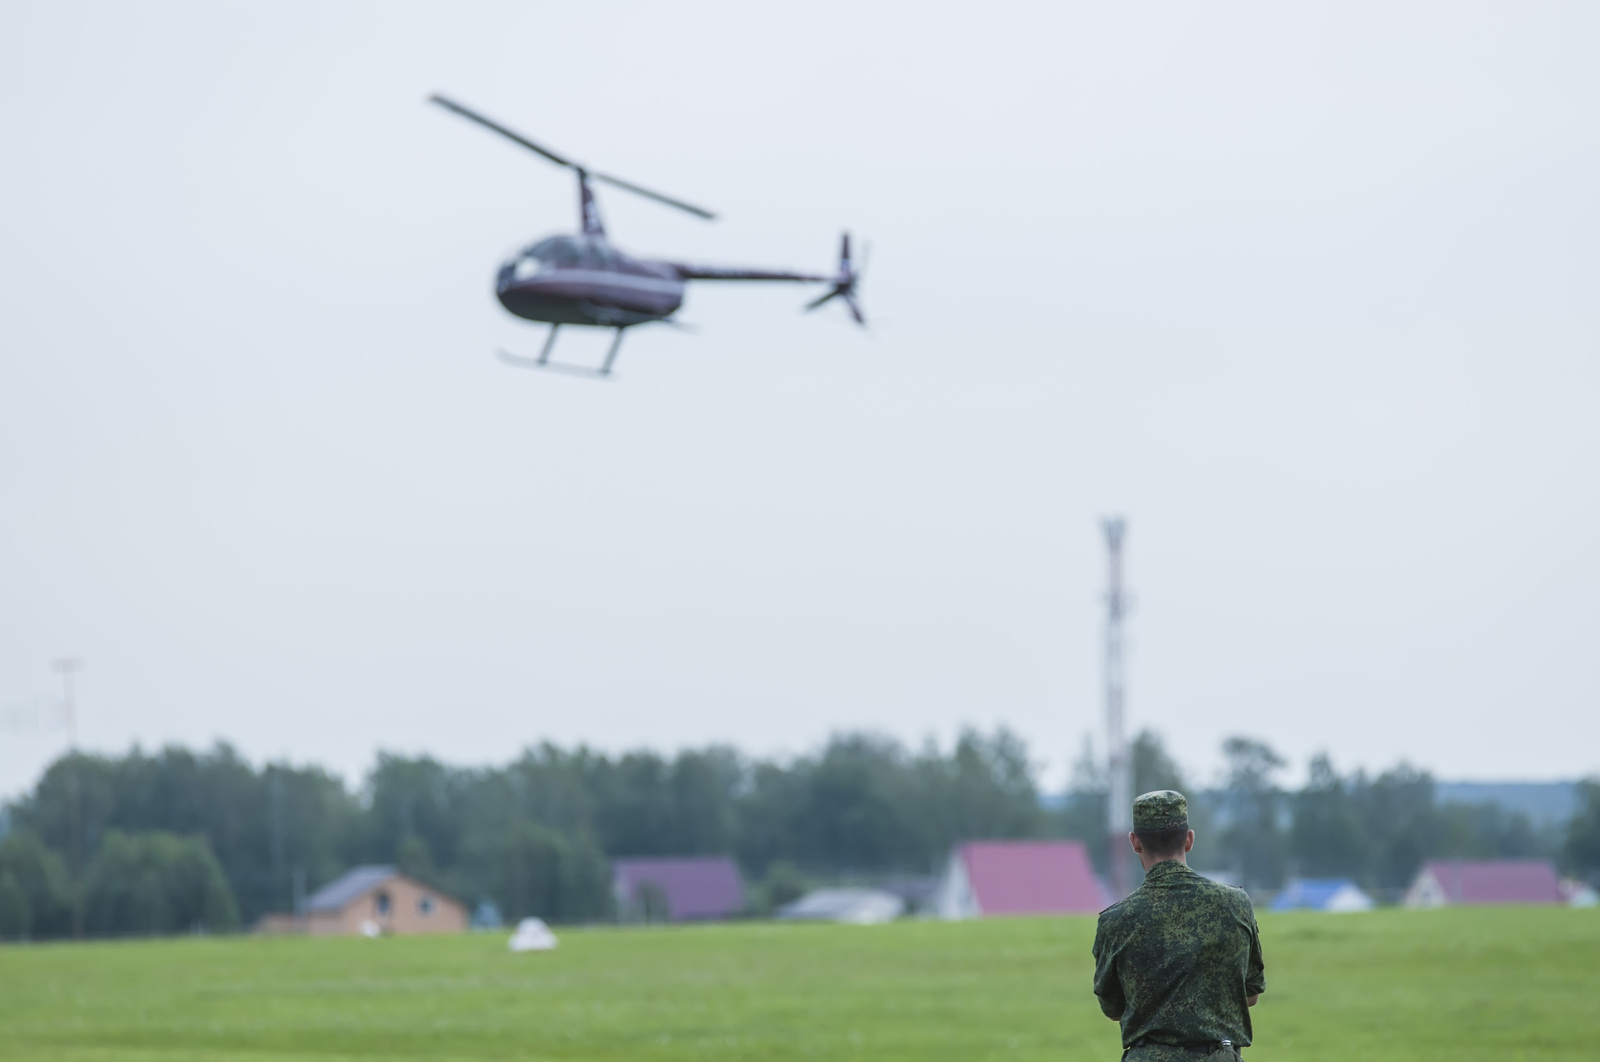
top-left (1132, 790), bottom-right (1189, 832)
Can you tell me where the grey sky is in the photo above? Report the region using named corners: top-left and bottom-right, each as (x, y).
top-left (3, 2), bottom-right (1597, 799)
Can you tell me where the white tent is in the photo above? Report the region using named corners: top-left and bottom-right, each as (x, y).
top-left (508, 917), bottom-right (558, 952)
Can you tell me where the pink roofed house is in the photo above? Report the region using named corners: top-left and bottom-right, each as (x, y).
top-left (612, 857), bottom-right (744, 922)
top-left (1403, 859), bottom-right (1562, 907)
top-left (933, 840), bottom-right (1108, 918)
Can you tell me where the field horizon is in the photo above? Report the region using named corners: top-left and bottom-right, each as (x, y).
top-left (2, 907), bottom-right (1596, 1061)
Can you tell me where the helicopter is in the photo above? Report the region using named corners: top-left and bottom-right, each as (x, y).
top-left (430, 95), bottom-right (865, 376)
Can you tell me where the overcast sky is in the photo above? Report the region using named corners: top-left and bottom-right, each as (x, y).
top-left (2, 2), bottom-right (1596, 799)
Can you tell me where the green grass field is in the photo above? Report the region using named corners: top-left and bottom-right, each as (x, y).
top-left (2, 908), bottom-right (1596, 1061)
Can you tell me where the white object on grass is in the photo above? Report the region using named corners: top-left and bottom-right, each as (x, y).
top-left (508, 917), bottom-right (558, 952)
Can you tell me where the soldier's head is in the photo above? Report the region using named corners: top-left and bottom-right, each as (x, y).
top-left (1129, 789), bottom-right (1194, 867)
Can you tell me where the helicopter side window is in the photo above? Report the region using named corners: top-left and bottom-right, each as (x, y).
top-left (512, 255), bottom-right (546, 280)
top-left (580, 241), bottom-right (616, 270)
top-left (537, 237), bottom-right (581, 268)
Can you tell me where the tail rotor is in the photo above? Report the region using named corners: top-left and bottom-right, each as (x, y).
top-left (804, 232), bottom-right (867, 326)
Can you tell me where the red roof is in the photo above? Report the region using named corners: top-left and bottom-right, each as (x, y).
top-left (960, 840), bottom-right (1107, 915)
top-left (1420, 860), bottom-right (1561, 905)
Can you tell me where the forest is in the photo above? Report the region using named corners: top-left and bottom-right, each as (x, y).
top-left (1, 728), bottom-right (1595, 939)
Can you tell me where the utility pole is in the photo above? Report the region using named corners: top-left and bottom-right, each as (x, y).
top-left (269, 769), bottom-right (287, 914)
top-left (51, 658), bottom-right (85, 938)
top-left (1101, 520), bottom-right (1133, 901)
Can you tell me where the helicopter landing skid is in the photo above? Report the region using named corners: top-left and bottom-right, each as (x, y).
top-left (495, 325), bottom-right (626, 378)
top-left (495, 350), bottom-right (614, 377)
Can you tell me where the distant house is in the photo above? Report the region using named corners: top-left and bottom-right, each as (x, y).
top-left (933, 840), bottom-right (1107, 919)
top-left (779, 887), bottom-right (905, 925)
top-left (1193, 868), bottom-right (1242, 887)
top-left (878, 876), bottom-right (938, 915)
top-left (612, 857), bottom-right (743, 922)
top-left (1561, 880), bottom-right (1598, 908)
top-left (1270, 878), bottom-right (1375, 913)
top-left (1404, 860), bottom-right (1562, 908)
top-left (258, 865), bottom-right (467, 935)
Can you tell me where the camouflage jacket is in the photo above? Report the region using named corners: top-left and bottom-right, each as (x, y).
top-left (1092, 860), bottom-right (1265, 1051)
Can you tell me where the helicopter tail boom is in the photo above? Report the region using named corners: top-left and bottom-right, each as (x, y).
top-left (667, 233), bottom-right (866, 326)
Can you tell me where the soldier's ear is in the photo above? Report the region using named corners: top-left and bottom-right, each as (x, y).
top-left (1183, 830), bottom-right (1195, 853)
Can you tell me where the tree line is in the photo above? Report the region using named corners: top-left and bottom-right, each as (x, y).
top-left (1101, 737), bottom-right (1584, 894)
top-left (1, 729), bottom-right (1595, 940)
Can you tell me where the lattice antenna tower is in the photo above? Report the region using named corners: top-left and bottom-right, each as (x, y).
top-left (1102, 518), bottom-right (1133, 900)
top-left (51, 656), bottom-right (85, 937)
top-left (51, 658), bottom-right (83, 748)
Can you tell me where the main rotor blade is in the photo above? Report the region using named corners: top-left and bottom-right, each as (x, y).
top-left (592, 171), bottom-right (716, 221)
top-left (429, 95), bottom-right (574, 168)
top-left (430, 94), bottom-right (716, 221)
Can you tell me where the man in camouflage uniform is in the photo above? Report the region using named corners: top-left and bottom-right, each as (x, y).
top-left (1092, 791), bottom-right (1265, 1061)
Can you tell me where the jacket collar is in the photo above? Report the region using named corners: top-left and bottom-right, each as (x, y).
top-left (1141, 858), bottom-right (1194, 884)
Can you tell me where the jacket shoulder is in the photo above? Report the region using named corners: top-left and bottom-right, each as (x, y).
top-left (1097, 884), bottom-right (1153, 926)
top-left (1217, 881), bottom-right (1256, 909)
top-left (1096, 894), bottom-right (1135, 930)
top-left (1194, 878), bottom-right (1257, 921)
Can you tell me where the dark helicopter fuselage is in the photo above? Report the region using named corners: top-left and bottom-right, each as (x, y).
top-left (496, 234), bottom-right (686, 328)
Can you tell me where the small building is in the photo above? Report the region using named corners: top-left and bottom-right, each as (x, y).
top-left (1193, 868), bottom-right (1243, 887)
top-left (878, 876), bottom-right (938, 915)
top-left (263, 865), bottom-right (467, 935)
top-left (933, 840), bottom-right (1107, 919)
top-left (612, 856), bottom-right (743, 922)
top-left (471, 899), bottom-right (504, 929)
top-left (1270, 878), bottom-right (1375, 913)
top-left (778, 887), bottom-right (905, 925)
top-left (1404, 860), bottom-right (1562, 908)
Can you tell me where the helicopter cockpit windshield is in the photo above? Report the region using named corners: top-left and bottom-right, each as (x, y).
top-left (506, 236), bottom-right (623, 281)
top-left (507, 236), bottom-right (578, 280)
